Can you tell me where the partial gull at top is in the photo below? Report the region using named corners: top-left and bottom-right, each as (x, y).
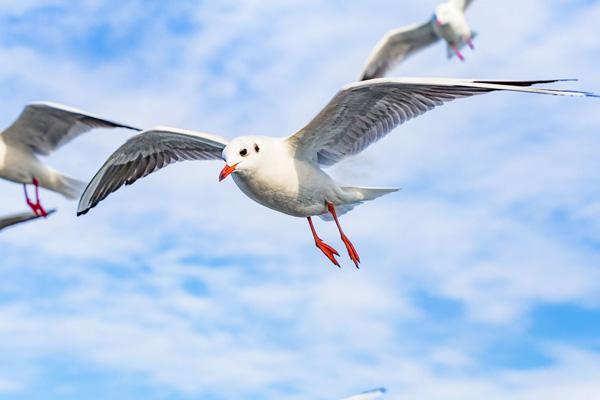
top-left (0, 102), bottom-right (140, 218)
top-left (360, 0), bottom-right (476, 80)
top-left (77, 77), bottom-right (596, 268)
top-left (0, 209), bottom-right (56, 232)
top-left (340, 387), bottom-right (386, 400)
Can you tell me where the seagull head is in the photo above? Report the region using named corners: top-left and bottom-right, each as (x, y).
top-left (219, 136), bottom-right (264, 181)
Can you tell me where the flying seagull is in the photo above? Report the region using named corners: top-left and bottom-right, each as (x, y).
top-left (0, 209), bottom-right (56, 232)
top-left (360, 0), bottom-right (476, 80)
top-left (340, 387), bottom-right (387, 400)
top-left (0, 102), bottom-right (140, 217)
top-left (77, 78), bottom-right (596, 268)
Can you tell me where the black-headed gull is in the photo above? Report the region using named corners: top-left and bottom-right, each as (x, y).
top-left (360, 0), bottom-right (476, 80)
top-left (0, 209), bottom-right (56, 232)
top-left (0, 102), bottom-right (140, 217)
top-left (340, 388), bottom-right (386, 400)
top-left (77, 78), bottom-right (596, 268)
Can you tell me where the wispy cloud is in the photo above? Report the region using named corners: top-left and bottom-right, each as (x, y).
top-left (0, 0), bottom-right (599, 399)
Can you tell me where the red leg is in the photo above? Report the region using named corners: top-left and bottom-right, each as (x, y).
top-left (23, 179), bottom-right (47, 217)
top-left (326, 202), bottom-right (360, 269)
top-left (452, 45), bottom-right (465, 61)
top-left (466, 37), bottom-right (475, 50)
top-left (307, 216), bottom-right (340, 268)
top-left (23, 184), bottom-right (37, 215)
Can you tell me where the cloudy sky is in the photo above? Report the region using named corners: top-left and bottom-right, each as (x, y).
top-left (0, 0), bottom-right (599, 399)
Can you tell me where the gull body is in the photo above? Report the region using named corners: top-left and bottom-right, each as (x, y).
top-left (433, 0), bottom-right (475, 58)
top-left (0, 135), bottom-right (70, 194)
top-left (78, 77), bottom-right (596, 268)
top-left (0, 102), bottom-right (140, 216)
top-left (360, 0), bottom-right (476, 80)
top-left (225, 136), bottom-right (389, 218)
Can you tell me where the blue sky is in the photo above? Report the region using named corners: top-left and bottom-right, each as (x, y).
top-left (0, 0), bottom-right (599, 399)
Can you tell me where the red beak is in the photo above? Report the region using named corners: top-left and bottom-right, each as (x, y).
top-left (219, 163), bottom-right (238, 181)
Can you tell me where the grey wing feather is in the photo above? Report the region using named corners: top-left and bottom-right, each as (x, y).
top-left (451, 0), bottom-right (475, 11)
top-left (360, 21), bottom-right (439, 80)
top-left (287, 78), bottom-right (595, 167)
top-left (2, 102), bottom-right (141, 156)
top-left (0, 209), bottom-right (56, 231)
top-left (77, 126), bottom-right (228, 216)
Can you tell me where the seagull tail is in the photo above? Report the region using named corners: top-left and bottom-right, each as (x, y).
top-left (318, 186), bottom-right (399, 221)
top-left (343, 186), bottom-right (399, 201)
top-left (54, 173), bottom-right (86, 200)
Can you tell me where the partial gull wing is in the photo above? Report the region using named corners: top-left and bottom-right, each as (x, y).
top-left (0, 209), bottom-right (56, 231)
top-left (360, 22), bottom-right (438, 80)
top-left (340, 387), bottom-right (387, 400)
top-left (451, 0), bottom-right (476, 11)
top-left (77, 126), bottom-right (228, 216)
top-left (286, 78), bottom-right (596, 167)
top-left (2, 102), bottom-right (141, 156)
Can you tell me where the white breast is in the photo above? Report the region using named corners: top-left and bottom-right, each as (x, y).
top-left (232, 147), bottom-right (342, 217)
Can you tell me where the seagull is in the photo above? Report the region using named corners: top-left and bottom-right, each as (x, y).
top-left (360, 0), bottom-right (476, 80)
top-left (77, 78), bottom-right (596, 268)
top-left (0, 209), bottom-right (56, 232)
top-left (340, 388), bottom-right (387, 400)
top-left (0, 102), bottom-right (140, 217)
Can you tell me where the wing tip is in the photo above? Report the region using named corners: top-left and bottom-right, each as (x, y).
top-left (76, 200), bottom-right (94, 217)
top-left (27, 100), bottom-right (142, 131)
top-left (122, 124), bottom-right (143, 132)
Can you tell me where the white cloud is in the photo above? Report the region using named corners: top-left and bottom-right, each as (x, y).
top-left (0, 0), bottom-right (599, 398)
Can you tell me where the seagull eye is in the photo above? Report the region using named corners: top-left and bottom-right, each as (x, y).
top-left (254, 144), bottom-right (260, 153)
top-left (239, 149), bottom-right (248, 157)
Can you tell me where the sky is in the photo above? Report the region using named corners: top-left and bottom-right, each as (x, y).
top-left (0, 0), bottom-right (599, 399)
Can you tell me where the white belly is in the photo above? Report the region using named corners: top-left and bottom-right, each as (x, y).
top-left (433, 12), bottom-right (470, 45)
top-left (0, 137), bottom-right (45, 184)
top-left (232, 160), bottom-right (347, 218)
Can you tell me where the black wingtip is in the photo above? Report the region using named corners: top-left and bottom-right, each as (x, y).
top-left (76, 204), bottom-right (92, 217)
top-left (121, 124), bottom-right (143, 132)
top-left (473, 78), bottom-right (578, 86)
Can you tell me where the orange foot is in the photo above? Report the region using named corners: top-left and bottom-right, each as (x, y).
top-left (341, 234), bottom-right (360, 269)
top-left (26, 199), bottom-right (48, 217)
top-left (315, 239), bottom-right (340, 268)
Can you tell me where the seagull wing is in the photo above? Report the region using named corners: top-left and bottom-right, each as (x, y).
top-left (359, 22), bottom-right (439, 80)
top-left (77, 126), bottom-right (228, 216)
top-left (2, 102), bottom-right (140, 156)
top-left (286, 78), bottom-right (596, 167)
top-left (451, 0), bottom-right (475, 11)
top-left (0, 209), bottom-right (56, 231)
top-left (340, 388), bottom-right (387, 400)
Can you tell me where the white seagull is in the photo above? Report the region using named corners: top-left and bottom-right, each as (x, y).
top-left (77, 78), bottom-right (596, 268)
top-left (340, 388), bottom-right (387, 400)
top-left (0, 209), bottom-right (56, 232)
top-left (360, 0), bottom-right (476, 80)
top-left (0, 102), bottom-right (140, 217)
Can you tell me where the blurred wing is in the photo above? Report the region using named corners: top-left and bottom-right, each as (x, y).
top-left (287, 78), bottom-right (595, 166)
top-left (77, 126), bottom-right (228, 216)
top-left (2, 102), bottom-right (141, 156)
top-left (360, 21), bottom-right (438, 80)
top-left (340, 388), bottom-right (387, 400)
top-left (451, 0), bottom-right (475, 11)
top-left (0, 209), bottom-right (56, 231)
